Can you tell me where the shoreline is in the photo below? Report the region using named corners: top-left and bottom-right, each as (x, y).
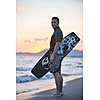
top-left (16, 75), bottom-right (82, 100)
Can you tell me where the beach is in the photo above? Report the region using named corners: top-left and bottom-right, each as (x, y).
top-left (17, 76), bottom-right (83, 100)
top-left (16, 54), bottom-right (83, 100)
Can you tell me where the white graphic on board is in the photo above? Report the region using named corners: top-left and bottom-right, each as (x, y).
top-left (42, 57), bottom-right (49, 70)
top-left (66, 36), bottom-right (76, 51)
top-left (57, 35), bottom-right (76, 55)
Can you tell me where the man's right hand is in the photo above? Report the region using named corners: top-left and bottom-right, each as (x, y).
top-left (50, 53), bottom-right (54, 63)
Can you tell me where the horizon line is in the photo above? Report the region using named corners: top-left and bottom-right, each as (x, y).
top-left (16, 49), bottom-right (83, 54)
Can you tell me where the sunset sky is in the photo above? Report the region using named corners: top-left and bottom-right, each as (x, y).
top-left (16, 0), bottom-right (83, 53)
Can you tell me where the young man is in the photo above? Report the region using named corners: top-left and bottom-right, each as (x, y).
top-left (50, 17), bottom-right (63, 97)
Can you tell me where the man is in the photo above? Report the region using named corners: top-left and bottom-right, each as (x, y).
top-left (50, 17), bottom-right (63, 97)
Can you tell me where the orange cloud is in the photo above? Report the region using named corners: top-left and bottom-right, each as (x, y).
top-left (34, 37), bottom-right (48, 41)
top-left (24, 40), bottom-right (32, 44)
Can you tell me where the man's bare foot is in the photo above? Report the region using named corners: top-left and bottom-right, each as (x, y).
top-left (51, 92), bottom-right (63, 97)
top-left (57, 92), bottom-right (63, 97)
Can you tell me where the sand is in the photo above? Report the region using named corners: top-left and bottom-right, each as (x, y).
top-left (25, 77), bottom-right (83, 100)
top-left (16, 76), bottom-right (83, 100)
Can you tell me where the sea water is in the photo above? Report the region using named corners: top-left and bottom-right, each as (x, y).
top-left (16, 53), bottom-right (83, 95)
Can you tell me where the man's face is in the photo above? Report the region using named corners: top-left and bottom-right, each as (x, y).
top-left (51, 19), bottom-right (59, 28)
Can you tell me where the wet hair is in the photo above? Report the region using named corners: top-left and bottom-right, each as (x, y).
top-left (52, 17), bottom-right (59, 24)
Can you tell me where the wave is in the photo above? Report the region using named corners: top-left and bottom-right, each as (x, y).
top-left (62, 73), bottom-right (82, 76)
top-left (16, 67), bottom-right (32, 71)
top-left (16, 74), bottom-right (54, 83)
top-left (16, 75), bottom-right (37, 83)
top-left (16, 73), bottom-right (78, 83)
top-left (76, 65), bottom-right (83, 68)
top-left (61, 73), bottom-right (71, 76)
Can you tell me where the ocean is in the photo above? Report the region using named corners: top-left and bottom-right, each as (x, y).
top-left (16, 53), bottom-right (83, 95)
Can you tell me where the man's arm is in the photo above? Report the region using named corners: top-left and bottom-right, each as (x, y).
top-left (52, 42), bottom-right (60, 55)
top-left (50, 42), bottom-right (60, 63)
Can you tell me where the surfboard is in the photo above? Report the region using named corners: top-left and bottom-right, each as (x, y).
top-left (31, 32), bottom-right (80, 78)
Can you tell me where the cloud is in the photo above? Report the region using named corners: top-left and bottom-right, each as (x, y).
top-left (24, 37), bottom-right (48, 44)
top-left (24, 40), bottom-right (32, 44)
top-left (34, 37), bottom-right (48, 41)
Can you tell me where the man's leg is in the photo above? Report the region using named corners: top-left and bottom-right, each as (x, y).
top-left (53, 72), bottom-right (63, 96)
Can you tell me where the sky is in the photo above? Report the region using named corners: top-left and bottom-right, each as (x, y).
top-left (16, 0), bottom-right (83, 53)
